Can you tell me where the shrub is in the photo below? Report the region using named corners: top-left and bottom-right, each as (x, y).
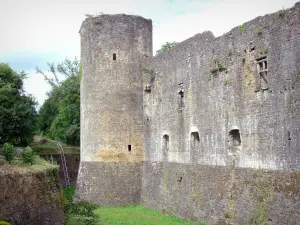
top-left (22, 146), bottom-right (35, 165)
top-left (238, 24), bottom-right (246, 32)
top-left (64, 187), bottom-right (76, 204)
top-left (142, 67), bottom-right (154, 74)
top-left (0, 221), bottom-right (11, 225)
top-left (278, 8), bottom-right (289, 17)
top-left (156, 41), bottom-right (177, 54)
top-left (210, 63), bottom-right (227, 75)
top-left (3, 143), bottom-right (14, 164)
top-left (256, 28), bottom-right (262, 35)
top-left (85, 12), bottom-right (104, 18)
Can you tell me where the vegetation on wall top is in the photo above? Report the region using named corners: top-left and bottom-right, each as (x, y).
top-left (156, 42), bottom-right (178, 55)
top-left (238, 24), bottom-right (246, 33)
top-left (85, 12), bottom-right (104, 18)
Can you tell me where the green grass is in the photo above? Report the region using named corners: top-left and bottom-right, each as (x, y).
top-left (67, 205), bottom-right (203, 225)
top-left (32, 146), bottom-right (80, 155)
top-left (30, 136), bottom-right (80, 155)
top-left (0, 154), bottom-right (58, 173)
top-left (65, 187), bottom-right (203, 225)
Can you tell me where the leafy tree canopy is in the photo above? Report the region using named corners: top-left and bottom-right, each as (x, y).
top-left (156, 41), bottom-right (178, 55)
top-left (0, 63), bottom-right (37, 146)
top-left (36, 58), bottom-right (80, 146)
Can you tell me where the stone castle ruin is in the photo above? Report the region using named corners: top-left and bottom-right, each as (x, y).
top-left (76, 2), bottom-right (300, 224)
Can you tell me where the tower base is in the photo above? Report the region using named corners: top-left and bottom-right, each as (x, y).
top-left (75, 161), bottom-right (142, 206)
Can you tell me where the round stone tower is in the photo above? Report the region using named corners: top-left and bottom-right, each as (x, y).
top-left (80, 14), bottom-right (152, 162)
top-left (76, 14), bottom-right (152, 206)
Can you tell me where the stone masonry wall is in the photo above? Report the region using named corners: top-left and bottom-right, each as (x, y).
top-left (143, 2), bottom-right (300, 171)
top-left (141, 162), bottom-right (300, 225)
top-left (80, 14), bottom-right (152, 162)
top-left (41, 154), bottom-right (80, 187)
top-left (77, 15), bottom-right (152, 204)
top-left (141, 2), bottom-right (300, 224)
top-left (76, 161), bottom-right (142, 206)
top-left (78, 2), bottom-right (300, 224)
top-left (0, 165), bottom-right (65, 225)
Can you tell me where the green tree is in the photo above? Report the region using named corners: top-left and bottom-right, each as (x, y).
top-left (48, 75), bottom-right (80, 145)
top-left (22, 146), bottom-right (35, 165)
top-left (3, 143), bottom-right (14, 164)
top-left (37, 97), bottom-right (58, 136)
top-left (36, 58), bottom-right (80, 146)
top-left (0, 63), bottom-right (37, 146)
top-left (156, 41), bottom-right (178, 54)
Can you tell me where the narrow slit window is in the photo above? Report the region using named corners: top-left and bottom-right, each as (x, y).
top-left (288, 131), bottom-right (292, 141)
top-left (178, 90), bottom-right (184, 109)
top-left (113, 53), bottom-right (116, 61)
top-left (163, 135), bottom-right (169, 150)
top-left (162, 135), bottom-right (169, 160)
top-left (128, 145), bottom-right (131, 152)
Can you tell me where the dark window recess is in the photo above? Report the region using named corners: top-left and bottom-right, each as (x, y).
top-left (191, 132), bottom-right (200, 147)
top-left (288, 131), bottom-right (292, 140)
top-left (179, 90), bottom-right (184, 98)
top-left (163, 135), bottom-right (169, 150)
top-left (128, 145), bottom-right (131, 152)
top-left (178, 90), bottom-right (184, 109)
top-left (229, 129), bottom-right (241, 147)
top-left (162, 135), bottom-right (169, 160)
top-left (178, 176), bottom-right (183, 182)
top-left (113, 53), bottom-right (116, 61)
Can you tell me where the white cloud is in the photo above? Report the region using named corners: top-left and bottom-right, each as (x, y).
top-left (1, 0), bottom-right (298, 106)
top-left (23, 69), bottom-right (51, 108)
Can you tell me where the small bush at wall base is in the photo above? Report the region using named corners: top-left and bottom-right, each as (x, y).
top-left (22, 146), bottom-right (35, 165)
top-left (3, 143), bottom-right (14, 164)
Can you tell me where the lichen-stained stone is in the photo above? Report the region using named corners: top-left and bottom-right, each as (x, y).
top-left (75, 161), bottom-right (142, 206)
top-left (144, 3), bottom-right (300, 171)
top-left (78, 14), bottom-right (151, 207)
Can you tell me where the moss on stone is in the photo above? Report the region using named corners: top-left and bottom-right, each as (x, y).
top-left (164, 171), bottom-right (170, 189)
top-left (251, 177), bottom-right (274, 225)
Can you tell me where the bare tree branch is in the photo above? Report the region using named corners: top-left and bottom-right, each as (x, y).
top-left (36, 66), bottom-right (58, 88)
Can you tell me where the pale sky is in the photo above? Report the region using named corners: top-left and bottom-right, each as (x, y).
top-left (0, 0), bottom-right (298, 108)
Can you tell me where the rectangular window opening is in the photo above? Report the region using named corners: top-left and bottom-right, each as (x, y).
top-left (256, 56), bottom-right (268, 91)
top-left (128, 145), bottom-right (131, 152)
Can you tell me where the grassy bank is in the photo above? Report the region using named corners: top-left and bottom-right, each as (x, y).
top-left (30, 136), bottom-right (80, 155)
top-left (67, 205), bottom-right (203, 225)
top-left (64, 187), bottom-right (203, 225)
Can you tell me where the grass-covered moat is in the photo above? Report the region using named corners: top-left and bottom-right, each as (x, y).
top-left (64, 188), bottom-right (204, 225)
